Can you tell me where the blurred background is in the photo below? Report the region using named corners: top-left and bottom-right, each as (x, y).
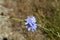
top-left (0, 0), bottom-right (60, 40)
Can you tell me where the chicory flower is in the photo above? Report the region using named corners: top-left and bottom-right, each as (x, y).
top-left (25, 16), bottom-right (37, 32)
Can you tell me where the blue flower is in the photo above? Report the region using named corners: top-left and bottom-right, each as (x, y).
top-left (25, 16), bottom-right (37, 32)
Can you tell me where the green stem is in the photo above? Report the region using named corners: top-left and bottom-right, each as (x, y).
top-left (11, 18), bottom-right (24, 22)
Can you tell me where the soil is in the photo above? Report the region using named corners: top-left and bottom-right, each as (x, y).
top-left (0, 0), bottom-right (56, 40)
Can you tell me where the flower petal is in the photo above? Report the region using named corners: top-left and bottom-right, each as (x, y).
top-left (25, 16), bottom-right (37, 32)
